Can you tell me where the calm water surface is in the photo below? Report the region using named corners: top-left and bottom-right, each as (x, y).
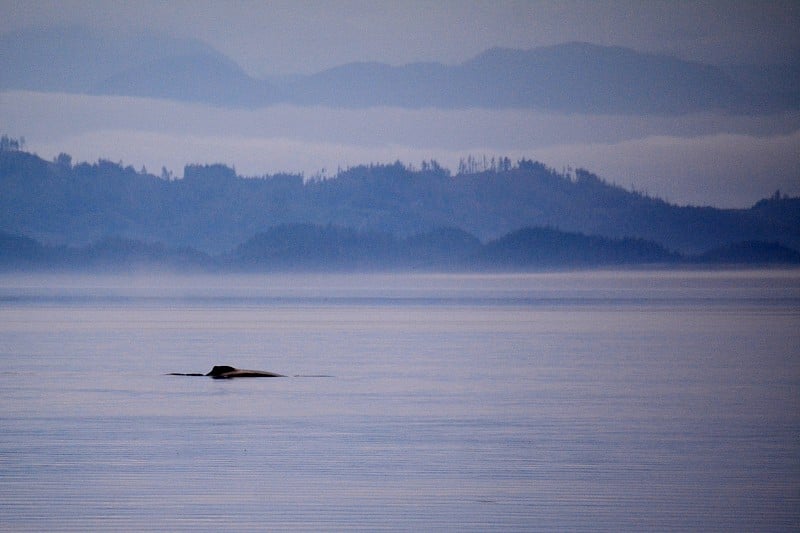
top-left (1, 270), bottom-right (798, 531)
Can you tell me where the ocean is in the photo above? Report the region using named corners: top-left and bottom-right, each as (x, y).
top-left (1, 270), bottom-right (798, 531)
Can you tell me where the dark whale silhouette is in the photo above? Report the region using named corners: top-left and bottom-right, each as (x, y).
top-left (206, 365), bottom-right (285, 378)
top-left (169, 365), bottom-right (285, 378)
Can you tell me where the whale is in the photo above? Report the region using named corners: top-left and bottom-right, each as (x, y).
top-left (169, 365), bottom-right (285, 378)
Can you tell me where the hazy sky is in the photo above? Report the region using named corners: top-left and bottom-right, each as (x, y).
top-left (2, 0), bottom-right (799, 75)
top-left (2, 1), bottom-right (799, 207)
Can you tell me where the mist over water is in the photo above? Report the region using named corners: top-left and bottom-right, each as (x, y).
top-left (1, 271), bottom-right (798, 530)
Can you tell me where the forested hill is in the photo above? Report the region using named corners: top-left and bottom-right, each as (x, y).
top-left (1, 147), bottom-right (798, 255)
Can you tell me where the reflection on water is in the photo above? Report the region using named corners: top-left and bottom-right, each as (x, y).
top-left (1, 271), bottom-right (798, 531)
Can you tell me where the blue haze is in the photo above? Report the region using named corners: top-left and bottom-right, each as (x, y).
top-left (2, 25), bottom-right (800, 206)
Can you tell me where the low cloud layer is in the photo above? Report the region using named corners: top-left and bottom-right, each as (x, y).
top-left (3, 91), bottom-right (798, 207)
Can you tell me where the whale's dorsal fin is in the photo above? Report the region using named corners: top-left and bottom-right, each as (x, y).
top-left (206, 365), bottom-right (237, 377)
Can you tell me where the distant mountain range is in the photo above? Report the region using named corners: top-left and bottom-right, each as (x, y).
top-left (2, 27), bottom-right (797, 113)
top-left (1, 147), bottom-right (799, 271)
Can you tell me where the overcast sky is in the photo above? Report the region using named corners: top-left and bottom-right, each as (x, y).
top-left (2, 0), bottom-right (799, 75)
top-left (2, 1), bottom-right (799, 207)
